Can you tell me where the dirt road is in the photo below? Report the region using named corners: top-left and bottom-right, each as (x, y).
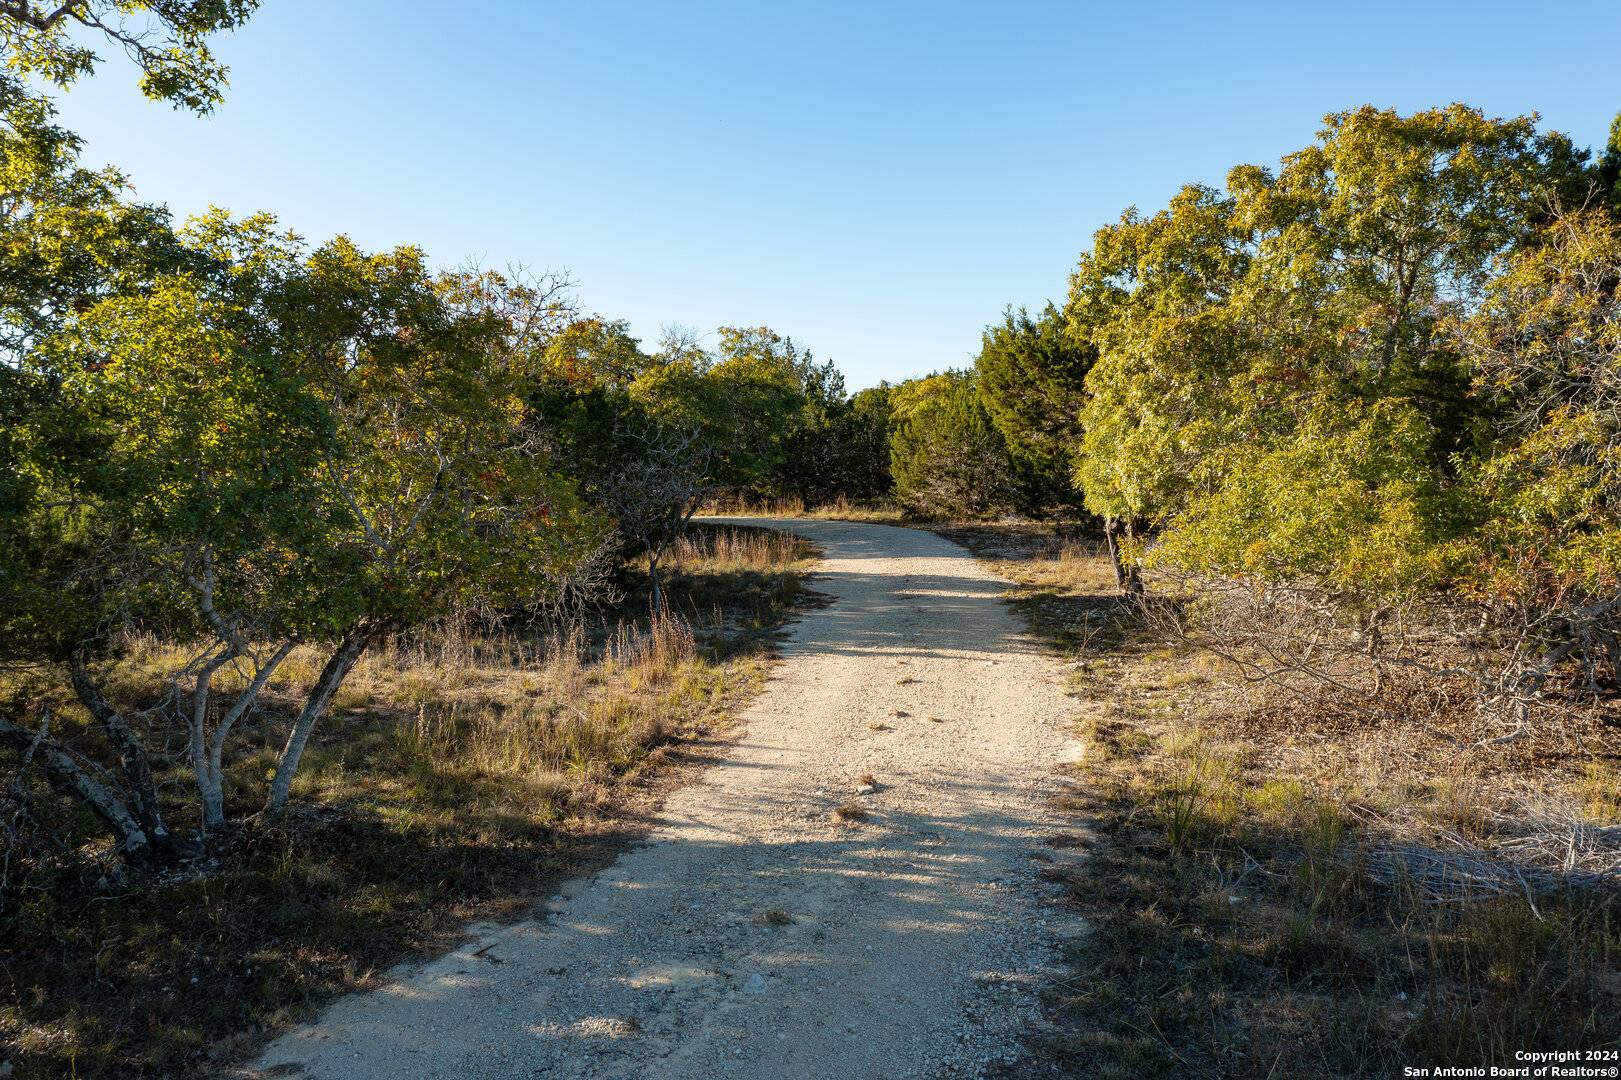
top-left (251, 519), bottom-right (1083, 1079)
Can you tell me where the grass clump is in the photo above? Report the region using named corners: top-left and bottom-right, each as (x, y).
top-left (831, 802), bottom-right (870, 825)
top-left (699, 494), bottom-right (906, 522)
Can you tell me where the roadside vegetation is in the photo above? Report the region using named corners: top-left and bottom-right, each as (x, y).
top-left (1, 523), bottom-right (814, 1078)
top-left (944, 525), bottom-right (1620, 1077)
top-left (928, 100), bottom-right (1621, 1072)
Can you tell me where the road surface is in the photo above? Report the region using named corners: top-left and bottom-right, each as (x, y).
top-left (251, 519), bottom-right (1083, 1079)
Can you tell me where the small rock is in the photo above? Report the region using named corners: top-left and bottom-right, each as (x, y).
top-left (742, 973), bottom-right (768, 995)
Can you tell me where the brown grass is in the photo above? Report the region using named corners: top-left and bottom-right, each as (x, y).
top-left (939, 522), bottom-right (1621, 1079)
top-left (0, 524), bottom-right (817, 1079)
top-left (831, 801), bottom-right (870, 825)
top-left (699, 493), bottom-right (907, 522)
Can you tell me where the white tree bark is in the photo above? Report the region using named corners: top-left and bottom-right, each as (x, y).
top-left (261, 624), bottom-right (379, 820)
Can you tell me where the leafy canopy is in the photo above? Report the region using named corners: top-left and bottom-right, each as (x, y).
top-left (1, 0), bottom-right (258, 111)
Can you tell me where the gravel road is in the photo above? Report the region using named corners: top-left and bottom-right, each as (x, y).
top-left (250, 519), bottom-right (1085, 1080)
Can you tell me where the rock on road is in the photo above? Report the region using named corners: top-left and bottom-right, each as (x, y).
top-left (250, 519), bottom-right (1084, 1080)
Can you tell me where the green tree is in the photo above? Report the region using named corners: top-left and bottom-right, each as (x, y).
top-left (629, 327), bottom-right (807, 495)
top-left (1597, 111), bottom-right (1621, 217)
top-left (1, 0), bottom-right (258, 112)
top-left (974, 304), bottom-right (1093, 513)
top-left (1069, 181), bottom-right (1249, 589)
top-left (0, 215), bottom-right (604, 861)
top-left (527, 369), bottom-right (710, 608)
top-left (889, 371), bottom-right (1015, 519)
top-left (1452, 208), bottom-right (1621, 691)
top-left (544, 315), bottom-right (655, 389)
top-left (1072, 105), bottom-right (1577, 592)
top-left (834, 383), bottom-right (895, 502)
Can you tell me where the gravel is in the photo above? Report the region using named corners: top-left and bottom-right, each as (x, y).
top-left (248, 519), bottom-right (1086, 1080)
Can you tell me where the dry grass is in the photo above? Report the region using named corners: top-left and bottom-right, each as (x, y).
top-left (831, 801), bottom-right (870, 825)
top-left (666, 524), bottom-right (809, 575)
top-left (699, 493), bottom-right (907, 522)
top-left (0, 524), bottom-right (817, 1079)
top-left (941, 522), bottom-right (1621, 1079)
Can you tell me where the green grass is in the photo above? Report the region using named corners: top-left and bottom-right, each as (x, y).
top-left (0, 524), bottom-right (817, 1079)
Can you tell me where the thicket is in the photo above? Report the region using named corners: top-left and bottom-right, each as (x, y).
top-left (1021, 103), bottom-right (1621, 746)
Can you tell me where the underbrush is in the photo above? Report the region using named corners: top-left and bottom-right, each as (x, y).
top-left (942, 523), bottom-right (1621, 1079)
top-left (0, 524), bottom-right (816, 1079)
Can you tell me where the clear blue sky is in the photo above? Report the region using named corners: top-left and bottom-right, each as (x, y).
top-left (47, 0), bottom-right (1621, 389)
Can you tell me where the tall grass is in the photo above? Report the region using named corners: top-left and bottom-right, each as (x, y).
top-left (699, 494), bottom-right (906, 521)
top-left (668, 525), bottom-right (807, 573)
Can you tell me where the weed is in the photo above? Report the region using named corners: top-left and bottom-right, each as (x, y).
top-left (832, 802), bottom-right (870, 825)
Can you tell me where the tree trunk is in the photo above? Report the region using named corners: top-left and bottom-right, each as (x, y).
top-left (200, 639), bottom-right (294, 832)
top-left (69, 655), bottom-right (189, 860)
top-left (647, 548), bottom-right (664, 613)
top-left (0, 715), bottom-right (156, 866)
top-left (187, 652), bottom-right (232, 834)
top-left (1121, 517), bottom-right (1145, 597)
top-left (260, 624), bottom-right (380, 820)
top-left (1103, 517), bottom-right (1126, 591)
top-left (1103, 517), bottom-right (1144, 596)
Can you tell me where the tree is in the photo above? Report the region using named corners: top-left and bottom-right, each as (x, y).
top-left (1073, 106), bottom-right (1614, 742)
top-left (889, 371), bottom-right (1015, 519)
top-left (1597, 111), bottom-right (1621, 218)
top-left (834, 383), bottom-right (895, 502)
top-left (1452, 208), bottom-right (1621, 697)
top-left (595, 422), bottom-right (710, 610)
top-left (527, 364), bottom-right (713, 610)
top-left (1071, 105), bottom-right (1579, 594)
top-left (630, 327), bottom-right (807, 496)
top-left (0, 215), bottom-right (605, 861)
top-left (974, 304), bottom-right (1093, 513)
top-left (544, 315), bottom-right (654, 389)
top-left (252, 248), bottom-right (601, 819)
top-left (1069, 182), bottom-right (1249, 590)
top-left (0, 77), bottom-right (196, 862)
top-left (1, 0), bottom-right (258, 112)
